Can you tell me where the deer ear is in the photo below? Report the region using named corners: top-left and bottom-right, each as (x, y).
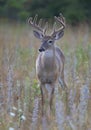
top-left (33, 30), bottom-right (43, 39)
top-left (53, 31), bottom-right (64, 40)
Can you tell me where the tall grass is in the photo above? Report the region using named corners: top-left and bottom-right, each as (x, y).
top-left (0, 22), bottom-right (91, 130)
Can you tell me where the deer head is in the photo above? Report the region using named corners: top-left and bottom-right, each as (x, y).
top-left (28, 13), bottom-right (65, 52)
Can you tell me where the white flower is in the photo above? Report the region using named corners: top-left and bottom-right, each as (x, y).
top-left (9, 127), bottom-right (14, 130)
top-left (18, 109), bottom-right (22, 112)
top-left (10, 112), bottom-right (15, 117)
top-left (12, 106), bottom-right (17, 111)
top-left (21, 115), bottom-right (26, 120)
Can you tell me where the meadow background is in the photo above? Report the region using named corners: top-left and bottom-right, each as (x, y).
top-left (0, 0), bottom-right (91, 130)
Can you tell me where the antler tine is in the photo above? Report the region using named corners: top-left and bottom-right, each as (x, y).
top-left (59, 13), bottom-right (64, 21)
top-left (53, 22), bottom-right (56, 32)
top-left (28, 14), bottom-right (44, 33)
top-left (59, 13), bottom-right (65, 27)
top-left (38, 19), bottom-right (43, 27)
top-left (28, 17), bottom-right (33, 25)
top-left (33, 14), bottom-right (38, 24)
top-left (43, 21), bottom-right (48, 35)
top-left (51, 13), bottom-right (65, 36)
top-left (54, 13), bottom-right (65, 30)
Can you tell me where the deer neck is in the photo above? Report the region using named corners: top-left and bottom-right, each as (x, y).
top-left (42, 46), bottom-right (56, 69)
top-left (44, 46), bottom-right (55, 58)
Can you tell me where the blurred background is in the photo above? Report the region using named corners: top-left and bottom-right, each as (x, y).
top-left (0, 0), bottom-right (91, 25)
top-left (0, 0), bottom-right (91, 130)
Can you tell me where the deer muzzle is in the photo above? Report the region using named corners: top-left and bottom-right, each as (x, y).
top-left (39, 47), bottom-right (45, 52)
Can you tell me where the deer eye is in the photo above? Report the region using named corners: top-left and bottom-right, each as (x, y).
top-left (48, 40), bottom-right (53, 44)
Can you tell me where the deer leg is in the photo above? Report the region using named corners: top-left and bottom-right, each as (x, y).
top-left (59, 77), bottom-right (67, 89)
top-left (45, 84), bottom-right (54, 120)
top-left (45, 84), bottom-right (55, 109)
top-left (40, 84), bottom-right (44, 116)
top-left (50, 86), bottom-right (55, 109)
top-left (59, 66), bottom-right (67, 90)
top-left (59, 71), bottom-right (69, 114)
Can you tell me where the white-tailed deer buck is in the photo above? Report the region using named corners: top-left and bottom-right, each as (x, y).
top-left (28, 13), bottom-right (67, 114)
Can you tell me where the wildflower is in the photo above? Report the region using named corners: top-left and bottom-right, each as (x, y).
top-left (21, 115), bottom-right (26, 121)
top-left (10, 112), bottom-right (15, 117)
top-left (12, 106), bottom-right (17, 111)
top-left (9, 127), bottom-right (14, 130)
top-left (18, 109), bottom-right (22, 112)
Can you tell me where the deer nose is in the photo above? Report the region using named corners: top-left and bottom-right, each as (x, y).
top-left (39, 48), bottom-right (45, 52)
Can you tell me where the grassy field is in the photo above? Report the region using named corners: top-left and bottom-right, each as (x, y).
top-left (0, 22), bottom-right (91, 130)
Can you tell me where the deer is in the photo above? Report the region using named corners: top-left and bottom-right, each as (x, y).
top-left (28, 13), bottom-right (67, 115)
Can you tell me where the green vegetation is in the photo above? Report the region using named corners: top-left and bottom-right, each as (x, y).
top-left (0, 2), bottom-right (91, 130)
top-left (0, 23), bottom-right (91, 130)
top-left (0, 0), bottom-right (91, 24)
